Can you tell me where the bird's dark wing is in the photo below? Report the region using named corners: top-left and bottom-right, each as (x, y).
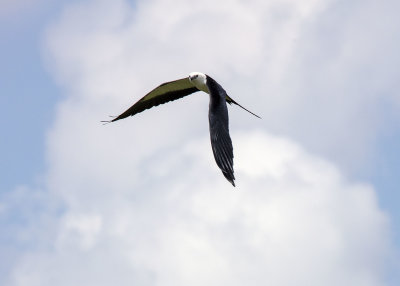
top-left (225, 95), bottom-right (261, 119)
top-left (104, 78), bottom-right (199, 122)
top-left (205, 75), bottom-right (236, 186)
top-left (210, 119), bottom-right (235, 186)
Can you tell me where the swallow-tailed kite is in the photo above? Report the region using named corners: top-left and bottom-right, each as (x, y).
top-left (103, 72), bottom-right (260, 186)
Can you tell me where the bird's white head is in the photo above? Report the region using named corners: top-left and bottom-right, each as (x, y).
top-left (189, 72), bottom-right (209, 93)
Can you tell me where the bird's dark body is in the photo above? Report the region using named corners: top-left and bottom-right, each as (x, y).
top-left (206, 75), bottom-right (235, 186)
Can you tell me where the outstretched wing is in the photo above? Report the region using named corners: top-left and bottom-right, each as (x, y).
top-left (205, 75), bottom-right (236, 186)
top-left (104, 78), bottom-right (199, 123)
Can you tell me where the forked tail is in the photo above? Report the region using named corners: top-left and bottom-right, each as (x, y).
top-left (225, 96), bottom-right (261, 119)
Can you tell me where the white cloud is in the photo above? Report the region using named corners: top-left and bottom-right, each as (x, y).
top-left (7, 131), bottom-right (390, 286)
top-left (4, 0), bottom-right (399, 285)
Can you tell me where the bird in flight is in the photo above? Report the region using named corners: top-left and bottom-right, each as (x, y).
top-left (103, 72), bottom-right (260, 186)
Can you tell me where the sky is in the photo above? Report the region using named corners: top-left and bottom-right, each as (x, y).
top-left (1, 0), bottom-right (400, 285)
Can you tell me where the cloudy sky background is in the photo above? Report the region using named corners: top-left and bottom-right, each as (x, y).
top-left (1, 0), bottom-right (400, 285)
